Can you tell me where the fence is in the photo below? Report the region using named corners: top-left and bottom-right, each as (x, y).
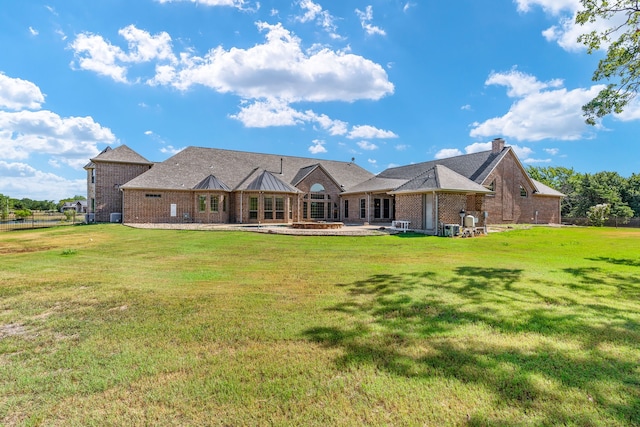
top-left (0, 211), bottom-right (85, 232)
top-left (562, 217), bottom-right (640, 228)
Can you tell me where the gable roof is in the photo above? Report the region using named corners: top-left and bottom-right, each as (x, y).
top-left (531, 179), bottom-right (565, 197)
top-left (91, 145), bottom-right (152, 165)
top-left (378, 147), bottom-right (509, 185)
top-left (391, 165), bottom-right (493, 194)
top-left (121, 146), bottom-right (374, 192)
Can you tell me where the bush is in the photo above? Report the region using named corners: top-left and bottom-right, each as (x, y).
top-left (14, 209), bottom-right (32, 220)
top-left (587, 203), bottom-right (610, 227)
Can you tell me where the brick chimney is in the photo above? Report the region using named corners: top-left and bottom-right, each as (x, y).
top-left (492, 138), bottom-right (505, 154)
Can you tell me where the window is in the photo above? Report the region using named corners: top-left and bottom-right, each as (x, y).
top-left (222, 195), bottom-right (227, 212)
top-left (520, 185), bottom-right (528, 197)
top-left (275, 197), bottom-right (285, 220)
top-left (288, 197), bottom-right (292, 219)
top-left (249, 197), bottom-right (258, 219)
top-left (198, 195), bottom-right (207, 212)
top-left (311, 202), bottom-right (324, 219)
top-left (360, 199), bottom-right (366, 219)
top-left (264, 197), bottom-right (273, 219)
top-left (310, 183), bottom-right (325, 192)
top-left (91, 169), bottom-right (95, 184)
top-left (145, 194), bottom-right (161, 198)
top-left (486, 180), bottom-right (495, 192)
top-left (344, 200), bottom-right (349, 218)
top-left (383, 199), bottom-right (390, 219)
top-left (311, 193), bottom-right (325, 200)
top-left (374, 198), bottom-right (381, 219)
top-left (303, 202), bottom-right (308, 219)
top-left (211, 195), bottom-right (219, 212)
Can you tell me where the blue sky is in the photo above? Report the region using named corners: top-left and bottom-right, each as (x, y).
top-left (1, 0), bottom-right (639, 201)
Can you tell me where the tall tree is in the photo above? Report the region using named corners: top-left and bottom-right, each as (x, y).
top-left (527, 166), bottom-right (582, 216)
top-left (577, 1), bottom-right (640, 124)
top-left (572, 171), bottom-right (633, 221)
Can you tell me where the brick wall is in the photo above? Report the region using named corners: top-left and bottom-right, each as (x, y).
top-left (94, 162), bottom-right (151, 222)
top-left (395, 194), bottom-right (423, 229)
top-left (483, 151), bottom-right (560, 224)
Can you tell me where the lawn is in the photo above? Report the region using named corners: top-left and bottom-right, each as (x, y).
top-left (1, 224), bottom-right (639, 426)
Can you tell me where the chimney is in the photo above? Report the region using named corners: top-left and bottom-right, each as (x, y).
top-left (492, 138), bottom-right (505, 154)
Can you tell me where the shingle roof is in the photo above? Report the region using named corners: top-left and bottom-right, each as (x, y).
top-left (392, 165), bottom-right (492, 194)
top-left (531, 179), bottom-right (565, 197)
top-left (91, 145), bottom-right (152, 165)
top-left (121, 146), bottom-right (374, 191)
top-left (378, 148), bottom-right (509, 185)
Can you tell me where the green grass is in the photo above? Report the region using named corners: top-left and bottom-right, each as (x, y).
top-left (1, 224), bottom-right (639, 426)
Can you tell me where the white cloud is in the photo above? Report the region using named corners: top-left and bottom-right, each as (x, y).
top-left (395, 144), bottom-right (409, 151)
top-left (471, 70), bottom-right (605, 141)
top-left (614, 98), bottom-right (640, 122)
top-left (464, 141), bottom-right (491, 154)
top-left (523, 157), bottom-right (552, 164)
top-left (154, 0), bottom-right (250, 9)
top-left (347, 124), bottom-right (397, 139)
top-left (0, 73), bottom-right (45, 110)
top-left (514, 0), bottom-right (578, 16)
top-left (154, 22), bottom-right (393, 102)
top-left (0, 161), bottom-right (86, 201)
top-left (69, 33), bottom-right (129, 83)
top-left (357, 141), bottom-right (378, 150)
top-left (435, 148), bottom-right (463, 159)
top-left (510, 144), bottom-right (534, 159)
top-left (403, 3), bottom-right (414, 13)
top-left (0, 110), bottom-right (116, 167)
top-left (367, 158), bottom-right (377, 165)
top-left (118, 25), bottom-right (176, 64)
top-left (296, 0), bottom-right (334, 30)
top-left (355, 6), bottom-right (386, 36)
top-left (309, 139), bottom-right (327, 154)
top-left (544, 148), bottom-right (559, 155)
top-left (29, 27), bottom-right (39, 36)
top-left (160, 145), bottom-right (183, 155)
top-left (230, 98), bottom-right (311, 127)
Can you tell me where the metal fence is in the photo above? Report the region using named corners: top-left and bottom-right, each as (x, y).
top-left (0, 212), bottom-right (85, 232)
top-left (562, 217), bottom-right (640, 228)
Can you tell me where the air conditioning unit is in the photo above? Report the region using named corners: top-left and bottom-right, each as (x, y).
top-left (110, 213), bottom-right (122, 223)
top-left (443, 224), bottom-right (460, 237)
top-left (85, 213), bottom-right (95, 223)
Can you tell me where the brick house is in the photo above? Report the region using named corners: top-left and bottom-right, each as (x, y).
top-left (85, 138), bottom-right (563, 234)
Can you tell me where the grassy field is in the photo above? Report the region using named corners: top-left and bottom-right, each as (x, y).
top-left (1, 224), bottom-right (639, 426)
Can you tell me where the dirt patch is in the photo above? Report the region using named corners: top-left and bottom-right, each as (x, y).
top-left (0, 323), bottom-right (28, 339)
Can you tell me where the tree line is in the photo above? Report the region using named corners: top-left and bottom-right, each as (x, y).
top-left (0, 194), bottom-right (86, 220)
top-left (527, 166), bottom-right (640, 222)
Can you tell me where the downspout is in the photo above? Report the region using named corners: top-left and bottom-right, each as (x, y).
top-left (240, 191), bottom-right (243, 224)
top-left (367, 193), bottom-right (371, 224)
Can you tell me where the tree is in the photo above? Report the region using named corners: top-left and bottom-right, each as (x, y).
top-left (577, 1), bottom-right (640, 124)
top-left (572, 171), bottom-right (631, 217)
top-left (526, 166), bottom-right (582, 216)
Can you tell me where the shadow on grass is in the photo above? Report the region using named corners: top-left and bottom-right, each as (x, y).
top-left (304, 266), bottom-right (640, 425)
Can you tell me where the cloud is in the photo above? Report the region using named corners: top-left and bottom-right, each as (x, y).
top-left (434, 148), bottom-right (463, 159)
top-left (0, 73), bottom-right (45, 110)
top-left (308, 139), bottom-right (327, 154)
top-left (515, 0), bottom-right (627, 52)
top-left (357, 140), bottom-right (378, 150)
top-left (544, 148), bottom-right (559, 155)
top-left (0, 110), bottom-right (116, 167)
top-left (367, 158), bottom-right (377, 165)
top-left (355, 6), bottom-right (386, 36)
top-left (395, 144), bottom-right (409, 151)
top-left (464, 141), bottom-right (491, 154)
top-left (347, 124), bottom-right (397, 139)
top-left (154, 0), bottom-right (252, 9)
top-left (470, 70), bottom-right (605, 141)
top-left (296, 0), bottom-right (340, 38)
top-left (29, 27), bottom-right (39, 36)
top-left (69, 26), bottom-right (176, 83)
top-left (614, 98), bottom-right (640, 122)
top-left (0, 161), bottom-right (86, 201)
top-left (152, 22), bottom-right (393, 102)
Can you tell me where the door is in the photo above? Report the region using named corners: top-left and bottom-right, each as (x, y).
top-left (424, 193), bottom-right (434, 230)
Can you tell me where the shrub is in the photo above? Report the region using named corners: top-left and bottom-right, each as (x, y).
top-left (586, 203), bottom-right (610, 227)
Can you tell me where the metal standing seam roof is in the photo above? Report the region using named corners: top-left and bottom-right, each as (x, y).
top-left (192, 174), bottom-right (231, 191)
top-left (245, 170), bottom-right (301, 193)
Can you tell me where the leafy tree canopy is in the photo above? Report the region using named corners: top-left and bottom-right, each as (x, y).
top-left (577, 1), bottom-right (640, 124)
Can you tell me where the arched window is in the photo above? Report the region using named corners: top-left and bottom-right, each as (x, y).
top-left (520, 185), bottom-right (528, 197)
top-left (310, 183), bottom-right (325, 192)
